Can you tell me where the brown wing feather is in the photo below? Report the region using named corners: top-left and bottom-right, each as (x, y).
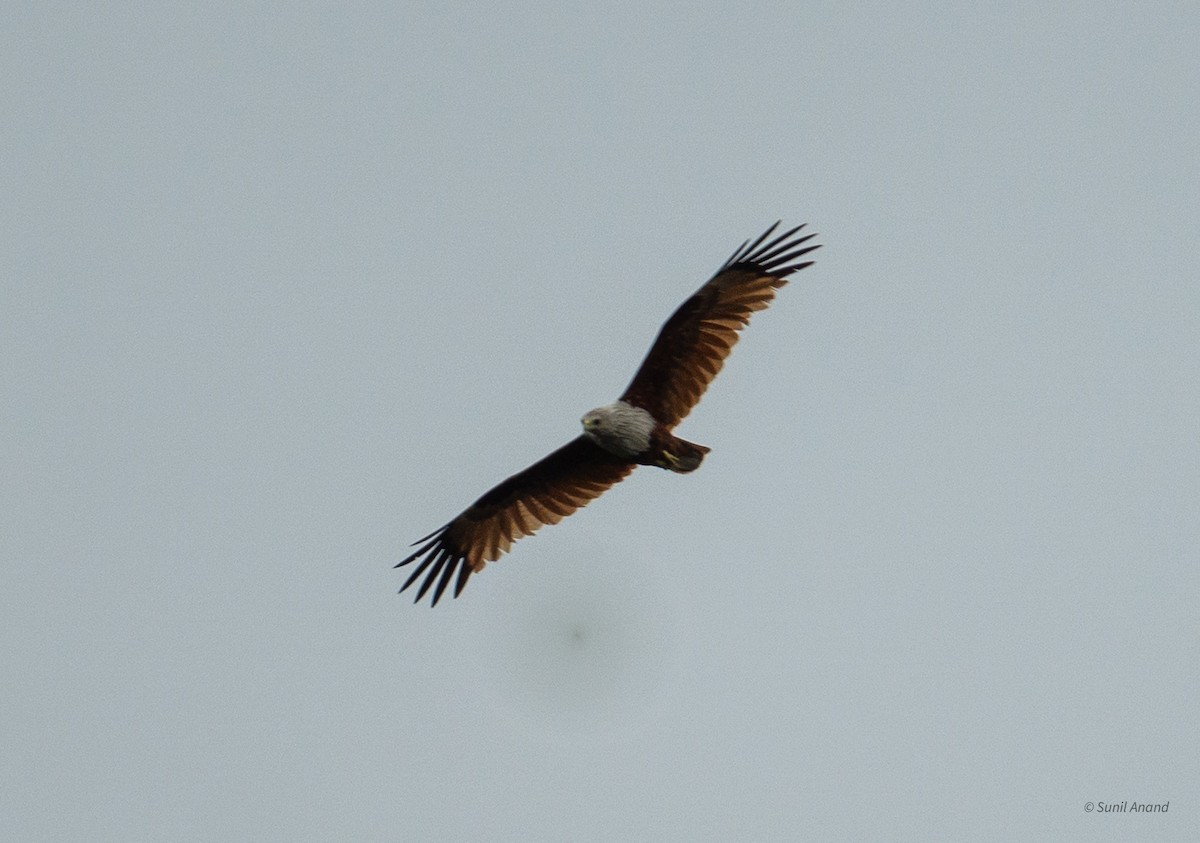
top-left (396, 436), bottom-right (635, 606)
top-left (620, 222), bottom-right (820, 427)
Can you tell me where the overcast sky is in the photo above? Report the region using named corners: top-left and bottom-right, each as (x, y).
top-left (3, 3), bottom-right (1198, 841)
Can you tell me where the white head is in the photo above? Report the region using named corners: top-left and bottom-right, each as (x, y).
top-left (580, 400), bottom-right (655, 458)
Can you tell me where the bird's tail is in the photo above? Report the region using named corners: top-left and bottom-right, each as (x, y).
top-left (661, 437), bottom-right (710, 474)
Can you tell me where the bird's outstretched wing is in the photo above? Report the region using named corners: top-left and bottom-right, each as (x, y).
top-left (397, 436), bottom-right (635, 606)
top-left (620, 222), bottom-right (819, 427)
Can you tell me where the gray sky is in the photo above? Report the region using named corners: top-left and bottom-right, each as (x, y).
top-left (3, 3), bottom-right (1198, 841)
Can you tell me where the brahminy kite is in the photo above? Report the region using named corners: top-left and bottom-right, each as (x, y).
top-left (398, 222), bottom-right (819, 605)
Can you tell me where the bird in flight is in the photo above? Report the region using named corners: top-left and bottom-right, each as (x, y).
top-left (398, 221), bottom-right (820, 605)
